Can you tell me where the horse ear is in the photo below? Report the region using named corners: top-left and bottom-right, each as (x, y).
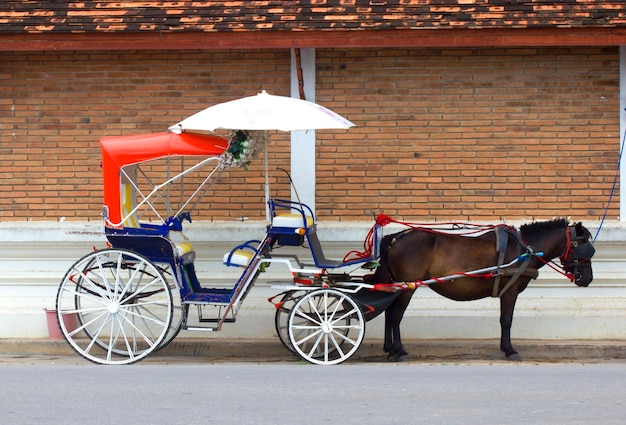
top-left (575, 222), bottom-right (593, 241)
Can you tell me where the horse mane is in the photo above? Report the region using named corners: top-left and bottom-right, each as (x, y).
top-left (519, 218), bottom-right (569, 237)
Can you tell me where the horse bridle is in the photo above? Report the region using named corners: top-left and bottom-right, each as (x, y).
top-left (559, 225), bottom-right (595, 283)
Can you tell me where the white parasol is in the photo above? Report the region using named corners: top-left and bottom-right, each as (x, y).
top-left (168, 90), bottom-right (355, 219)
top-left (168, 90), bottom-right (354, 133)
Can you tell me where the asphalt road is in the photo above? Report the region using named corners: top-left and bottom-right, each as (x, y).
top-left (1, 356), bottom-right (625, 425)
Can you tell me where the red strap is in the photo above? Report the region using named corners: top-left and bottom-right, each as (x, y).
top-left (343, 213), bottom-right (393, 262)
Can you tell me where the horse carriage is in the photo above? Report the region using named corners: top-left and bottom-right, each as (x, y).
top-left (55, 129), bottom-right (387, 365)
top-left (54, 93), bottom-right (596, 365)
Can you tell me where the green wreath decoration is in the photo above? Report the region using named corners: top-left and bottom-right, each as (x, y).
top-left (220, 130), bottom-right (267, 170)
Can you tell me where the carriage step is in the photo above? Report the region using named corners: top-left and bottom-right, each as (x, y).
top-left (198, 317), bottom-right (236, 323)
top-left (182, 303), bottom-right (239, 329)
top-left (184, 326), bottom-right (219, 332)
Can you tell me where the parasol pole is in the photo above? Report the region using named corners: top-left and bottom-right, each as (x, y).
top-left (265, 138), bottom-right (270, 221)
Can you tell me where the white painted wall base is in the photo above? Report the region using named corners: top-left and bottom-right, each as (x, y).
top-left (1, 221), bottom-right (625, 340)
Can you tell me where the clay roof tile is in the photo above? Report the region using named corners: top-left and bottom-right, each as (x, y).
top-left (0, 0), bottom-right (625, 34)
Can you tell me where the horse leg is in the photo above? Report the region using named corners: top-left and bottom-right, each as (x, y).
top-left (499, 293), bottom-right (521, 361)
top-left (384, 290), bottom-right (415, 362)
top-left (383, 307), bottom-right (394, 354)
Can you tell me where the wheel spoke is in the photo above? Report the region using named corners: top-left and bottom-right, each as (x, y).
top-left (119, 269), bottom-right (163, 304)
top-left (116, 311), bottom-right (156, 351)
top-left (95, 254), bottom-right (115, 300)
top-left (66, 308), bottom-right (109, 338)
top-left (121, 304), bottom-right (169, 328)
top-left (69, 266), bottom-right (112, 300)
top-left (83, 313), bottom-right (113, 356)
top-left (328, 332), bottom-right (344, 358)
top-left (306, 296), bottom-right (324, 323)
top-left (331, 306), bottom-right (360, 325)
top-left (292, 309), bottom-right (322, 326)
top-left (305, 331), bottom-right (324, 359)
top-left (116, 258), bottom-right (145, 302)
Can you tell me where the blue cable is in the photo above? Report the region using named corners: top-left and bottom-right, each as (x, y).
top-left (594, 114), bottom-right (626, 243)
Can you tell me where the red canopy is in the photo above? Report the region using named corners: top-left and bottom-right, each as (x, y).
top-left (100, 131), bottom-right (228, 225)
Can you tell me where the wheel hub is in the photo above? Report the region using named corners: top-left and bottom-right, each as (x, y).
top-left (107, 302), bottom-right (119, 314)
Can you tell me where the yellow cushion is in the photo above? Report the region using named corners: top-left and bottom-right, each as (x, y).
top-left (175, 241), bottom-right (194, 256)
top-left (272, 213), bottom-right (313, 228)
top-left (169, 231), bottom-right (193, 257)
top-left (223, 250), bottom-right (253, 267)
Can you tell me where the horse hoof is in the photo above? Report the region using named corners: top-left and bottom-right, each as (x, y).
top-left (388, 354), bottom-right (411, 362)
top-left (506, 353), bottom-right (521, 362)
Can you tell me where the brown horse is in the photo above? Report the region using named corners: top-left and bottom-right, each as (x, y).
top-left (373, 219), bottom-right (595, 361)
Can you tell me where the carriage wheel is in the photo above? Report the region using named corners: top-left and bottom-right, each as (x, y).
top-left (71, 256), bottom-right (181, 356)
top-left (56, 248), bottom-right (173, 365)
top-left (277, 290), bottom-right (354, 357)
top-left (274, 290), bottom-right (306, 354)
top-left (288, 289), bottom-right (365, 365)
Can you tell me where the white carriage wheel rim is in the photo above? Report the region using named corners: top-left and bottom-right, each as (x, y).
top-left (154, 263), bottom-right (184, 352)
top-left (287, 288), bottom-right (365, 365)
top-left (274, 290), bottom-right (306, 354)
top-left (56, 248), bottom-right (173, 365)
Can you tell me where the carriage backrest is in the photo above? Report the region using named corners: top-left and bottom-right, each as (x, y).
top-left (120, 183), bottom-right (140, 228)
top-left (269, 198), bottom-right (315, 228)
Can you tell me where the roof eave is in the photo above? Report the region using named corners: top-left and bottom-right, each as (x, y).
top-left (2, 27), bottom-right (626, 51)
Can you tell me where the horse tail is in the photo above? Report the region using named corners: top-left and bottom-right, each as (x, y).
top-left (374, 233), bottom-right (397, 283)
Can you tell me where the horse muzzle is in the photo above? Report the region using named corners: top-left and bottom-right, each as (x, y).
top-left (574, 267), bottom-right (593, 287)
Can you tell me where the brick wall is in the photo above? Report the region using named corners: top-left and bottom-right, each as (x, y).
top-left (0, 50), bottom-right (292, 221)
top-left (0, 47), bottom-right (620, 223)
top-left (316, 47), bottom-right (620, 221)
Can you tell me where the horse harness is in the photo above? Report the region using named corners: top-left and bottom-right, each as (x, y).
top-left (492, 226), bottom-right (538, 298)
top-left (492, 223), bottom-right (596, 296)
top-left (382, 222), bottom-right (593, 295)
top-left (560, 225), bottom-right (596, 283)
